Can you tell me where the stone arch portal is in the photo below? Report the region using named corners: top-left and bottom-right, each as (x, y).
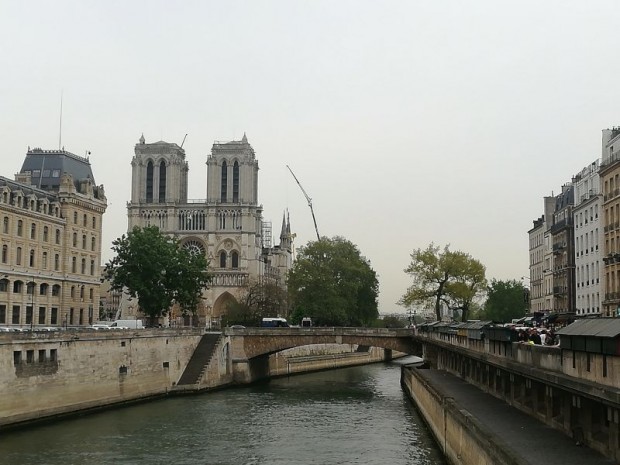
top-left (212, 291), bottom-right (238, 318)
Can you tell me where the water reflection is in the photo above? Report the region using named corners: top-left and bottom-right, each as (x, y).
top-left (1, 359), bottom-right (446, 465)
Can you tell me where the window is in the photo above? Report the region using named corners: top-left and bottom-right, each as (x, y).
top-left (146, 161), bottom-right (154, 202)
top-left (17, 220), bottom-right (22, 236)
top-left (52, 169), bottom-right (60, 178)
top-left (38, 307), bottom-right (45, 325)
top-left (12, 305), bottom-right (20, 324)
top-left (0, 304), bottom-right (5, 324)
top-left (30, 223), bottom-right (36, 239)
top-left (233, 161), bottom-right (239, 202)
top-left (231, 251), bottom-right (239, 269)
top-left (16, 247), bottom-right (22, 265)
top-left (52, 285), bottom-right (60, 297)
top-left (42, 252), bottom-right (47, 269)
top-left (82, 234), bottom-right (86, 249)
top-left (54, 254), bottom-right (59, 271)
top-left (89, 288), bottom-right (93, 300)
top-left (2, 216), bottom-right (8, 234)
top-left (14, 351), bottom-right (22, 366)
top-left (70, 286), bottom-right (75, 298)
top-left (55, 229), bottom-right (61, 244)
top-left (0, 279), bottom-right (6, 292)
top-left (43, 226), bottom-right (48, 241)
top-left (83, 214), bottom-right (87, 226)
top-left (26, 350), bottom-right (34, 363)
top-left (91, 237), bottom-right (96, 251)
top-left (50, 307), bottom-right (58, 324)
top-left (220, 251), bottom-right (226, 268)
top-left (72, 257), bottom-right (76, 273)
top-left (90, 260), bottom-right (95, 275)
top-left (92, 216), bottom-right (96, 228)
top-left (72, 233), bottom-right (77, 247)
top-left (38, 349), bottom-right (45, 362)
top-left (69, 308), bottom-right (74, 325)
top-left (73, 212), bottom-right (78, 224)
top-left (50, 349), bottom-right (57, 362)
top-left (221, 161), bottom-right (228, 202)
top-left (81, 258), bottom-right (86, 274)
top-left (159, 161), bottom-right (167, 202)
top-left (1, 245), bottom-right (7, 263)
top-left (29, 249), bottom-right (35, 267)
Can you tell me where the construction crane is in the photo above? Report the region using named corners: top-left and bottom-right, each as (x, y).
top-left (286, 165), bottom-right (321, 241)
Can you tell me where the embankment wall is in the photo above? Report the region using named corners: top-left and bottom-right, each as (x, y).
top-left (401, 365), bottom-right (526, 465)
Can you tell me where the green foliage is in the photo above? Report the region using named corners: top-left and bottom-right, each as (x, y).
top-left (222, 280), bottom-right (288, 327)
top-left (103, 226), bottom-right (211, 322)
top-left (287, 237), bottom-right (379, 326)
top-left (482, 279), bottom-right (528, 323)
top-left (400, 243), bottom-right (486, 321)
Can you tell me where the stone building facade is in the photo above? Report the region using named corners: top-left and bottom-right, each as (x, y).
top-left (600, 127), bottom-right (620, 317)
top-left (0, 148), bottom-right (107, 328)
top-left (126, 134), bottom-right (293, 327)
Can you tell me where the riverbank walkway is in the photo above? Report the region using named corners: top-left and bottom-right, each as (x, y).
top-left (415, 368), bottom-right (615, 464)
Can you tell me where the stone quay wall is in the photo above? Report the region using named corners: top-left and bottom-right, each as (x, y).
top-left (1, 332), bottom-right (392, 430)
top-left (0, 329), bottom-right (203, 429)
top-left (401, 365), bottom-right (525, 465)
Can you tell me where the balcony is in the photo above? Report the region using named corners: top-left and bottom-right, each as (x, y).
top-left (209, 271), bottom-right (250, 287)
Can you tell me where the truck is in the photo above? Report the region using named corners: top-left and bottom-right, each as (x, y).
top-left (109, 319), bottom-right (144, 329)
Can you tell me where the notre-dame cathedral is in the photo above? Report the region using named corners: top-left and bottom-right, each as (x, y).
top-left (126, 133), bottom-right (293, 327)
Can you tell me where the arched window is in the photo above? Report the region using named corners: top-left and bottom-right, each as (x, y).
top-left (231, 251), bottom-right (239, 269)
top-left (159, 161), bottom-right (167, 202)
top-left (3, 216), bottom-right (8, 234)
top-left (92, 216), bottom-right (96, 229)
top-left (91, 237), bottom-right (96, 251)
top-left (42, 252), bottom-right (48, 269)
top-left (81, 258), bottom-right (86, 274)
top-left (54, 254), bottom-right (59, 271)
top-left (83, 214), bottom-right (87, 226)
top-left (16, 247), bottom-right (22, 265)
top-left (72, 257), bottom-right (77, 273)
top-left (70, 286), bottom-right (75, 298)
top-left (55, 229), bottom-right (61, 244)
top-left (233, 161), bottom-right (239, 202)
top-left (82, 234), bottom-right (87, 249)
top-left (90, 260), bottom-right (95, 275)
top-left (43, 226), bottom-right (48, 242)
top-left (220, 161), bottom-right (228, 202)
top-left (1, 245), bottom-right (6, 263)
top-left (17, 220), bottom-right (22, 236)
top-left (29, 249), bottom-right (35, 267)
top-left (72, 233), bottom-right (77, 247)
top-left (73, 212), bottom-right (78, 224)
top-left (219, 251), bottom-right (227, 268)
top-left (30, 223), bottom-right (36, 239)
top-left (146, 161), bottom-right (154, 202)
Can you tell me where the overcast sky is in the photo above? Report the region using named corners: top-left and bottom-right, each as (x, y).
top-left (2, 1), bottom-right (620, 313)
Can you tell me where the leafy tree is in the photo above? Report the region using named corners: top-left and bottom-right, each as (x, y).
top-left (400, 243), bottom-right (486, 321)
top-left (482, 279), bottom-right (528, 323)
top-left (103, 226), bottom-right (211, 325)
top-left (222, 280), bottom-right (288, 327)
top-left (287, 237), bottom-right (379, 326)
top-left (443, 252), bottom-right (487, 322)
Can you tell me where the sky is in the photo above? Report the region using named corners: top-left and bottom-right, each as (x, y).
top-left (2, 1), bottom-right (620, 314)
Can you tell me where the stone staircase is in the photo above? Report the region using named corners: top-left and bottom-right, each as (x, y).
top-left (175, 333), bottom-right (222, 387)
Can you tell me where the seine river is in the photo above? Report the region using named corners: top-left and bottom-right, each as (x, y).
top-left (1, 358), bottom-right (447, 465)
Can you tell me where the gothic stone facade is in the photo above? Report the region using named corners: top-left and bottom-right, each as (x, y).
top-left (127, 134), bottom-right (292, 327)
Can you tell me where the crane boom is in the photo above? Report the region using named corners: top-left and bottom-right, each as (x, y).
top-left (286, 165), bottom-right (320, 241)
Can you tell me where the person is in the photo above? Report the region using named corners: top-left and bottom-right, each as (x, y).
top-left (540, 329), bottom-right (547, 345)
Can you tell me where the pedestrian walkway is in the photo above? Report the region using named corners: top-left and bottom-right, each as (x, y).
top-left (416, 368), bottom-right (615, 464)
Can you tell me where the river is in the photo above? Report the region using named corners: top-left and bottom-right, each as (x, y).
top-left (1, 358), bottom-right (447, 465)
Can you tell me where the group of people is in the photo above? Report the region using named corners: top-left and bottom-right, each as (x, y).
top-left (513, 326), bottom-right (559, 346)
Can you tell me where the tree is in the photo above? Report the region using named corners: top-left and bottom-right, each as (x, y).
top-left (103, 226), bottom-right (211, 324)
top-left (482, 279), bottom-right (528, 323)
top-left (287, 237), bottom-right (379, 326)
top-left (222, 280), bottom-right (288, 327)
top-left (400, 243), bottom-right (486, 321)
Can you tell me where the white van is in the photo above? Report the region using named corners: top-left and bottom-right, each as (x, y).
top-left (110, 319), bottom-right (144, 329)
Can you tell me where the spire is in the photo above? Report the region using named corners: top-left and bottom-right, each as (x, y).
top-left (280, 212), bottom-right (287, 239)
top-left (241, 132), bottom-right (248, 143)
top-left (139, 133), bottom-right (145, 144)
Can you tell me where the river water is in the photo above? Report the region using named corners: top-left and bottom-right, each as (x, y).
top-left (1, 358), bottom-right (447, 465)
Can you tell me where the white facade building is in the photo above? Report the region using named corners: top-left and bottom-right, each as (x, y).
top-left (573, 160), bottom-right (603, 316)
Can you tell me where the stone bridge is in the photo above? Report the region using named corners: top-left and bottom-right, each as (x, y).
top-left (224, 327), bottom-right (423, 383)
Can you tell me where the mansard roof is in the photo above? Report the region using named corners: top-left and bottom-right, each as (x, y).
top-left (19, 148), bottom-right (96, 191)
